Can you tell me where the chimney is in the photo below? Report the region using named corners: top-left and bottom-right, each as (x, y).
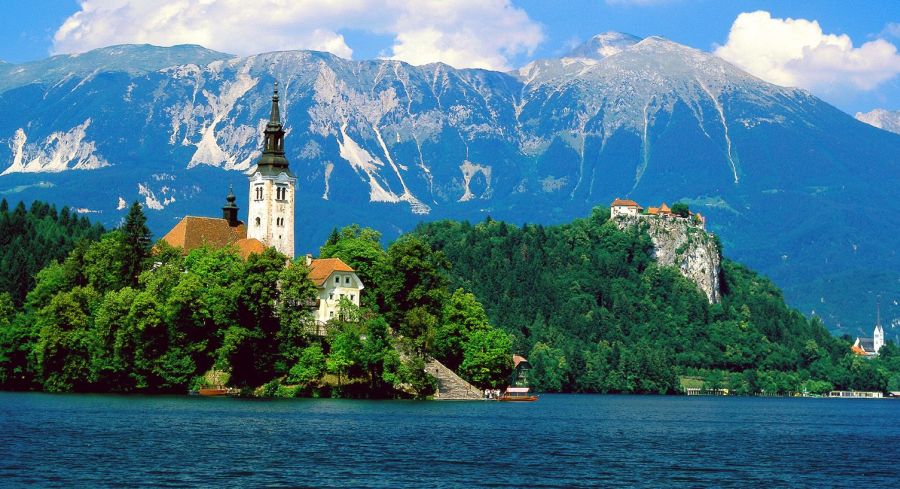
top-left (305, 253), bottom-right (313, 266)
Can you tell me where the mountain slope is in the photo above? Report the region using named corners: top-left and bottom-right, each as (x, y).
top-left (0, 35), bottom-right (898, 335)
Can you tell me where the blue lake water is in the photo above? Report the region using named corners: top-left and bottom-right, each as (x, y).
top-left (1, 392), bottom-right (899, 488)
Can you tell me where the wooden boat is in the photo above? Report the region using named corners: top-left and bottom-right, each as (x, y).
top-left (197, 387), bottom-right (230, 397)
top-left (499, 386), bottom-right (538, 402)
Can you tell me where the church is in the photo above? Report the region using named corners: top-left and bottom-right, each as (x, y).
top-left (851, 304), bottom-right (885, 357)
top-left (161, 83), bottom-right (363, 327)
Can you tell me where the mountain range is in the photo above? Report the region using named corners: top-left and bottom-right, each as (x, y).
top-left (0, 33), bottom-right (898, 337)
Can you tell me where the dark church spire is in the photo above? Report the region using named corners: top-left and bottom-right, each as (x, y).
top-left (256, 81), bottom-right (292, 175)
top-left (222, 185), bottom-right (239, 227)
top-left (269, 81), bottom-right (281, 125)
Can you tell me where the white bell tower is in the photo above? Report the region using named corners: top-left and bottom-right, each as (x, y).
top-left (247, 82), bottom-right (296, 258)
top-left (874, 300), bottom-right (884, 353)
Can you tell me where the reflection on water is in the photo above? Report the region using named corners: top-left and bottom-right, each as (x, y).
top-left (1, 393), bottom-right (898, 487)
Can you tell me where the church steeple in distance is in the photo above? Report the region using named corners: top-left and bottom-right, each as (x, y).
top-left (257, 81), bottom-right (292, 174)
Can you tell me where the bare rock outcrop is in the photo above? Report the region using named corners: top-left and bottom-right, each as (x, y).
top-left (614, 214), bottom-right (721, 303)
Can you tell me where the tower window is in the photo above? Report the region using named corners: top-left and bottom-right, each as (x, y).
top-left (255, 217), bottom-right (261, 227)
top-left (255, 187), bottom-right (263, 201)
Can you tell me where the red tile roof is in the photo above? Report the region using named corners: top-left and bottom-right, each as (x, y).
top-left (161, 216), bottom-right (248, 252)
top-left (233, 238), bottom-right (267, 259)
top-left (513, 354), bottom-right (529, 368)
top-left (307, 258), bottom-right (356, 286)
top-left (611, 198), bottom-right (642, 208)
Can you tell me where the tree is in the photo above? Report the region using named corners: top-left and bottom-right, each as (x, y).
top-left (671, 202), bottom-right (690, 218)
top-left (229, 247), bottom-right (287, 383)
top-left (459, 328), bottom-right (512, 388)
top-left (433, 289), bottom-right (491, 370)
top-left (277, 258), bottom-right (319, 363)
top-left (327, 325), bottom-right (362, 387)
top-left (528, 342), bottom-right (567, 392)
top-left (34, 286), bottom-right (100, 392)
top-left (121, 202), bottom-right (152, 287)
top-left (83, 232), bottom-right (127, 292)
top-left (287, 344), bottom-right (327, 385)
top-left (380, 235), bottom-right (449, 349)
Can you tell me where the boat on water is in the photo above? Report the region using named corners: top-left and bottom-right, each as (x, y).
top-left (499, 386), bottom-right (538, 402)
top-left (192, 387), bottom-right (235, 397)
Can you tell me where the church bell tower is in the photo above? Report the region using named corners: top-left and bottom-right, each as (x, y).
top-left (247, 82), bottom-right (296, 258)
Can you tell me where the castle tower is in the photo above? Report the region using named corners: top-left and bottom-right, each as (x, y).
top-left (247, 82), bottom-right (296, 257)
top-left (874, 299), bottom-right (884, 353)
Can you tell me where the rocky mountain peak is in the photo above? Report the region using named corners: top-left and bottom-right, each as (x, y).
top-left (564, 31), bottom-right (642, 60)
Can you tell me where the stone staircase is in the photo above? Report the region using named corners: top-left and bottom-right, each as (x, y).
top-left (424, 358), bottom-right (484, 400)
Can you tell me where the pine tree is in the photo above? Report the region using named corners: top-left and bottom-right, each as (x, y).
top-left (325, 227), bottom-right (340, 247)
top-left (120, 202), bottom-right (152, 286)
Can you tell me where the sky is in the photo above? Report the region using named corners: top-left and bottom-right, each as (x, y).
top-left (0, 0), bottom-right (898, 114)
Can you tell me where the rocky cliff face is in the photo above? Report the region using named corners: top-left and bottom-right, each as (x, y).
top-left (615, 215), bottom-right (721, 303)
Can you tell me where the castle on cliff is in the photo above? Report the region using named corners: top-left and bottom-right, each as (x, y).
top-left (610, 198), bottom-right (706, 228)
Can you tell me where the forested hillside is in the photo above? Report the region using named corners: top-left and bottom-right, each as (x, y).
top-left (0, 199), bottom-right (105, 304)
top-left (414, 208), bottom-right (900, 394)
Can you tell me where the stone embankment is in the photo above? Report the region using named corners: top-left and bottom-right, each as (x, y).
top-left (424, 358), bottom-right (484, 400)
top-left (614, 214), bottom-right (721, 303)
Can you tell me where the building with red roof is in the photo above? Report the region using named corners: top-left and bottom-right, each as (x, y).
top-left (610, 197), bottom-right (643, 218)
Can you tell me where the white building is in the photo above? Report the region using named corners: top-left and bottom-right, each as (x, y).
top-left (247, 82), bottom-right (296, 258)
top-left (610, 198), bottom-right (642, 218)
top-left (306, 256), bottom-right (364, 333)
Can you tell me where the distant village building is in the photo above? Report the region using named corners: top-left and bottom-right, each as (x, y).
top-left (852, 303), bottom-right (886, 357)
top-left (160, 83), bottom-right (363, 333)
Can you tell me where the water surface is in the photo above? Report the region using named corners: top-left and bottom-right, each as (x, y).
top-left (1, 393), bottom-right (898, 487)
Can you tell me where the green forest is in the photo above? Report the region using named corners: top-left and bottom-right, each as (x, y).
top-left (0, 199), bottom-right (105, 305)
top-left (1, 200), bottom-right (898, 397)
top-left (413, 208), bottom-right (900, 395)
top-left (0, 201), bottom-right (510, 397)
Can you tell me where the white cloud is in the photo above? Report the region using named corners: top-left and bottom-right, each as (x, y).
top-left (52, 0), bottom-right (543, 71)
top-left (715, 11), bottom-right (900, 92)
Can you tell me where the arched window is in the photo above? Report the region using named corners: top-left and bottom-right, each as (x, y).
top-left (255, 217), bottom-right (261, 227)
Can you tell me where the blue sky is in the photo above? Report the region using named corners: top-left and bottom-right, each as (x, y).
top-left (1, 1), bottom-right (897, 114)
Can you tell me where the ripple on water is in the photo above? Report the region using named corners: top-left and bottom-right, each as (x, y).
top-left (1, 394), bottom-right (899, 488)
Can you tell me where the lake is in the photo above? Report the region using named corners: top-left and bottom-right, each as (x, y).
top-left (1, 393), bottom-right (898, 488)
